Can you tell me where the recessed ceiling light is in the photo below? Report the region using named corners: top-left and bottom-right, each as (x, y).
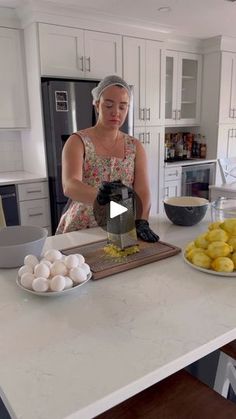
top-left (157, 6), bottom-right (171, 12)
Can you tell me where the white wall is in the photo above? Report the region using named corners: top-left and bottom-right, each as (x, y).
top-left (0, 131), bottom-right (23, 172)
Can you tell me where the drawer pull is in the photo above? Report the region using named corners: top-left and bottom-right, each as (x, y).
top-left (29, 212), bottom-right (43, 217)
top-left (26, 190), bottom-right (42, 194)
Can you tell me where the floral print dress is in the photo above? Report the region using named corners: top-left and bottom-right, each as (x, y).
top-left (56, 130), bottom-right (136, 233)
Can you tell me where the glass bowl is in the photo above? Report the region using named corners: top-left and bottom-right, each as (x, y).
top-left (211, 197), bottom-right (236, 222)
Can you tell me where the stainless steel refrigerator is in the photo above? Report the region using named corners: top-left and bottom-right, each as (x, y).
top-left (41, 78), bottom-right (134, 234)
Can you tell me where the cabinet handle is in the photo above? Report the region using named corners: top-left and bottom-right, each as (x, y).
top-left (177, 110), bottom-right (181, 120)
top-left (167, 171), bottom-right (179, 177)
top-left (28, 212), bottom-right (43, 217)
top-left (139, 108), bottom-right (145, 120)
top-left (138, 133), bottom-right (145, 144)
top-left (26, 190), bottom-right (42, 194)
top-left (146, 132), bottom-right (151, 144)
top-left (79, 56), bottom-right (84, 72)
top-left (234, 109), bottom-right (236, 119)
top-left (146, 108), bottom-right (151, 121)
top-left (172, 110), bottom-right (176, 120)
top-left (85, 57), bottom-right (91, 72)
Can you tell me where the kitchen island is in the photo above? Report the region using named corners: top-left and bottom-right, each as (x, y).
top-left (1, 214), bottom-right (236, 419)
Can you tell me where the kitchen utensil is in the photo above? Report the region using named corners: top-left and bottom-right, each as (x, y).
top-left (62, 239), bottom-right (181, 280)
top-left (211, 197), bottom-right (236, 222)
top-left (0, 225), bottom-right (47, 268)
top-left (164, 196), bottom-right (209, 226)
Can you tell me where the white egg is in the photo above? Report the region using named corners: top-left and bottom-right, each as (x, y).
top-left (34, 263), bottom-right (50, 279)
top-left (32, 277), bottom-right (49, 292)
top-left (50, 275), bottom-right (66, 292)
top-left (75, 253), bottom-right (85, 266)
top-left (64, 276), bottom-right (73, 290)
top-left (69, 267), bottom-right (87, 283)
top-left (40, 259), bottom-right (52, 269)
top-left (18, 264), bottom-right (33, 277)
top-left (50, 260), bottom-right (67, 277)
top-left (64, 254), bottom-right (79, 269)
top-left (24, 254), bottom-right (39, 268)
top-left (80, 262), bottom-right (90, 276)
top-left (20, 272), bottom-right (34, 290)
top-left (44, 249), bottom-right (62, 262)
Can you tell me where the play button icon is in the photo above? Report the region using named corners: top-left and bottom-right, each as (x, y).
top-left (110, 201), bottom-right (128, 219)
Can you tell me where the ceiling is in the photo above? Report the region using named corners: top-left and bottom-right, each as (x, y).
top-left (1, 0), bottom-right (236, 40)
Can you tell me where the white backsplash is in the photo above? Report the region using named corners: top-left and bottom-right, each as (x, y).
top-left (0, 131), bottom-right (23, 172)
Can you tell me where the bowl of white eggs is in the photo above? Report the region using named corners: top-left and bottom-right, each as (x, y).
top-left (0, 225), bottom-right (47, 268)
top-left (17, 248), bottom-right (91, 296)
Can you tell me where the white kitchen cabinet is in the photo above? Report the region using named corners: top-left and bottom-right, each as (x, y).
top-left (165, 51), bottom-right (202, 126)
top-left (217, 125), bottom-right (236, 159)
top-left (219, 52), bottom-right (236, 124)
top-left (17, 181), bottom-right (51, 234)
top-left (0, 27), bottom-right (29, 129)
top-left (134, 126), bottom-right (164, 215)
top-left (39, 23), bottom-right (122, 79)
top-left (164, 166), bottom-right (182, 200)
top-left (123, 36), bottom-right (164, 127)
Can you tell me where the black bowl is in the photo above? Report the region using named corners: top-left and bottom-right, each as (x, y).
top-left (164, 196), bottom-right (209, 226)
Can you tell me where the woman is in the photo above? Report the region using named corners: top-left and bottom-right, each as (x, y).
top-left (56, 75), bottom-right (158, 242)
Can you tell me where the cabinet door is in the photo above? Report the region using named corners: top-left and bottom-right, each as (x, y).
top-left (219, 52), bottom-right (236, 124)
top-left (177, 52), bottom-right (202, 126)
top-left (84, 31), bottom-right (122, 79)
top-left (0, 28), bottom-right (29, 128)
top-left (39, 23), bottom-right (84, 77)
top-left (164, 181), bottom-right (181, 199)
top-left (165, 51), bottom-right (179, 125)
top-left (123, 37), bottom-right (146, 126)
top-left (145, 41), bottom-right (164, 126)
top-left (134, 126), bottom-right (164, 215)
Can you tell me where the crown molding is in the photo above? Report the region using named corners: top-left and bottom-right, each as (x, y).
top-left (0, 7), bottom-right (21, 29)
top-left (202, 35), bottom-right (236, 53)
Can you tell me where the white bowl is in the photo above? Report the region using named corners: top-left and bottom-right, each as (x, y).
top-left (0, 225), bottom-right (48, 268)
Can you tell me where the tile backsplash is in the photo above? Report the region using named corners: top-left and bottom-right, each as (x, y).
top-left (0, 131), bottom-right (23, 172)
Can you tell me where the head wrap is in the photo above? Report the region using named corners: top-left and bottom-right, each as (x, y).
top-left (91, 75), bottom-right (131, 104)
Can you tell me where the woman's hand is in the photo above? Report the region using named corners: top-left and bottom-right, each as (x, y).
top-left (135, 219), bottom-right (159, 243)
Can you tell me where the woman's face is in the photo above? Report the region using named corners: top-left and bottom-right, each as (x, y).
top-left (95, 85), bottom-right (130, 129)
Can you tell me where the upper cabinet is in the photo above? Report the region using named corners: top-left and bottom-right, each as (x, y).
top-left (165, 51), bottom-right (202, 126)
top-left (0, 27), bottom-right (29, 129)
top-left (123, 36), bottom-right (164, 127)
top-left (39, 23), bottom-right (122, 79)
top-left (219, 52), bottom-right (236, 124)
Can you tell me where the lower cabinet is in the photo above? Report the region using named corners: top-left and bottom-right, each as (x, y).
top-left (134, 126), bottom-right (164, 215)
top-left (17, 181), bottom-right (51, 234)
top-left (164, 166), bottom-right (182, 200)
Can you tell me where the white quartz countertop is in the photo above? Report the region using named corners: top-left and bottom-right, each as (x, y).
top-left (0, 171), bottom-right (47, 185)
top-left (1, 214), bottom-right (236, 419)
top-left (165, 158), bottom-right (216, 167)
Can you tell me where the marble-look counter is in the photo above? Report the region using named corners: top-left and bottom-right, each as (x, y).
top-left (0, 171), bottom-right (47, 185)
top-left (1, 215), bottom-right (236, 419)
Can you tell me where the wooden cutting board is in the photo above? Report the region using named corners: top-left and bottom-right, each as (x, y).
top-left (62, 239), bottom-right (181, 280)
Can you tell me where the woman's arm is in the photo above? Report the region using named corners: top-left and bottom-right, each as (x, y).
top-left (133, 139), bottom-right (151, 219)
top-left (62, 134), bottom-right (97, 204)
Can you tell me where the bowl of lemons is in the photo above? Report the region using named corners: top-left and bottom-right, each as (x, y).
top-left (184, 218), bottom-right (236, 275)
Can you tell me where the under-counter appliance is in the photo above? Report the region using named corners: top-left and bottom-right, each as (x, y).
top-left (0, 185), bottom-right (19, 226)
top-left (181, 162), bottom-right (216, 200)
top-left (41, 78), bottom-right (134, 234)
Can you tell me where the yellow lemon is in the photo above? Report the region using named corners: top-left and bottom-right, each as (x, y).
top-left (185, 241), bottom-right (195, 253)
top-left (220, 219), bottom-right (236, 235)
top-left (192, 252), bottom-right (212, 269)
top-left (211, 257), bottom-right (234, 273)
top-left (194, 233), bottom-right (209, 249)
top-left (186, 247), bottom-right (206, 262)
top-left (208, 221), bottom-right (223, 230)
top-left (227, 236), bottom-right (236, 251)
top-left (206, 228), bottom-right (228, 242)
top-left (231, 252), bottom-right (236, 268)
top-left (206, 241), bottom-right (233, 259)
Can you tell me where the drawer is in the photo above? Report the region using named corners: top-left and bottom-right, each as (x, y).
top-left (19, 198), bottom-right (50, 227)
top-left (164, 167), bottom-right (182, 181)
top-left (18, 182), bottom-right (49, 201)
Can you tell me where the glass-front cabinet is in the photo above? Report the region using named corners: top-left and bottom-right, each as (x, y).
top-left (165, 51), bottom-right (202, 126)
